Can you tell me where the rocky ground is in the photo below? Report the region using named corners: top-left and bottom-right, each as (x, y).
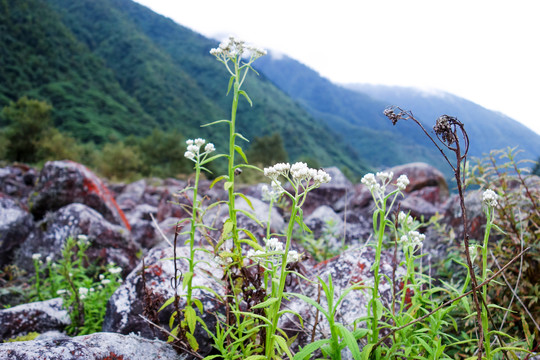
top-left (0, 160), bottom-right (495, 359)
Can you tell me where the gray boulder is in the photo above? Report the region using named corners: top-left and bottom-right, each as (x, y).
top-left (0, 298), bottom-right (70, 341)
top-left (103, 246), bottom-right (225, 357)
top-left (0, 193), bottom-right (34, 267)
top-left (0, 332), bottom-right (183, 360)
top-left (15, 203), bottom-right (140, 275)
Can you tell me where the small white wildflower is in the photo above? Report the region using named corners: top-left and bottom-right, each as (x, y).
top-left (398, 211), bottom-right (407, 223)
top-left (56, 289), bottom-right (68, 295)
top-left (184, 151), bottom-right (195, 160)
top-left (194, 138), bottom-right (206, 147)
top-left (482, 189), bottom-right (498, 207)
top-left (361, 173), bottom-right (377, 189)
top-left (77, 234), bottom-right (88, 244)
top-left (204, 143), bottom-right (215, 153)
top-left (468, 245), bottom-right (478, 263)
top-left (313, 169), bottom-right (331, 185)
top-left (407, 230), bottom-right (425, 248)
top-left (109, 267), bottom-right (122, 274)
top-left (376, 171), bottom-right (394, 182)
top-left (79, 287), bottom-right (89, 300)
top-left (32, 253), bottom-right (42, 261)
top-left (186, 139), bottom-right (194, 146)
top-left (101, 279), bottom-right (111, 285)
top-left (264, 166), bottom-right (279, 180)
top-left (265, 237), bottom-right (284, 253)
top-left (287, 250), bottom-right (301, 263)
top-left (45, 255), bottom-right (53, 263)
top-left (99, 274), bottom-right (105, 280)
top-left (187, 144), bottom-right (199, 153)
top-left (290, 162), bottom-right (309, 180)
top-left (246, 249), bottom-right (264, 258)
top-left (396, 174), bottom-right (410, 191)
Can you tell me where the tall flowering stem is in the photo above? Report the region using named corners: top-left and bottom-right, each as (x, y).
top-left (361, 172), bottom-right (408, 351)
top-left (261, 162), bottom-right (331, 358)
top-left (210, 37), bottom-right (267, 261)
top-left (384, 107), bottom-right (485, 360)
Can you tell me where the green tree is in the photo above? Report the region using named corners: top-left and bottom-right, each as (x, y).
top-left (2, 97), bottom-right (52, 163)
top-left (246, 133), bottom-right (289, 167)
top-left (94, 141), bottom-right (142, 181)
top-left (127, 129), bottom-right (191, 178)
top-left (36, 128), bottom-right (83, 163)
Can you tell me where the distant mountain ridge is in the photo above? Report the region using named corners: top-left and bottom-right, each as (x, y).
top-left (254, 53), bottom-right (540, 173)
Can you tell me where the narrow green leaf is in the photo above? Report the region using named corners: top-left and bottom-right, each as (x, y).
top-left (222, 219), bottom-right (234, 238)
top-left (226, 75), bottom-right (235, 95)
top-left (224, 181), bottom-right (233, 191)
top-left (202, 119), bottom-right (230, 127)
top-left (234, 132), bottom-right (250, 142)
top-left (361, 343), bottom-right (374, 360)
top-left (236, 209), bottom-right (263, 226)
top-left (274, 334), bottom-right (294, 360)
top-left (182, 271), bottom-right (193, 290)
top-left (159, 296), bottom-right (176, 312)
top-left (293, 339), bottom-right (331, 360)
top-left (235, 192), bottom-right (254, 210)
top-left (210, 175), bottom-right (229, 189)
top-left (185, 331), bottom-right (199, 351)
top-left (239, 90), bottom-right (253, 106)
top-left (185, 305), bottom-right (196, 334)
top-left (251, 297), bottom-right (279, 309)
top-left (243, 356), bottom-right (267, 360)
top-left (335, 324), bottom-right (361, 360)
top-left (234, 145), bottom-right (249, 164)
top-left (193, 298), bottom-right (204, 314)
top-left (288, 293), bottom-right (329, 318)
top-left (169, 310), bottom-right (177, 329)
top-left (201, 154), bottom-right (228, 166)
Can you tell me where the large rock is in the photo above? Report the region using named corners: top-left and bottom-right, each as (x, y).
top-left (15, 203), bottom-right (140, 275)
top-left (0, 164), bottom-right (37, 201)
top-left (103, 246), bottom-right (225, 357)
top-left (29, 160), bottom-right (130, 229)
top-left (0, 193), bottom-right (34, 267)
top-left (388, 162), bottom-right (449, 202)
top-left (0, 298), bottom-right (70, 341)
top-left (0, 332), bottom-right (183, 360)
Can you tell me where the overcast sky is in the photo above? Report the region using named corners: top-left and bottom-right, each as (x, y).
top-left (134, 0), bottom-right (540, 135)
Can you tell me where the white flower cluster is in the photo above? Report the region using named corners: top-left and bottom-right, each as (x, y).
top-left (361, 172), bottom-right (410, 196)
top-left (246, 238), bottom-right (302, 264)
top-left (210, 36), bottom-right (267, 60)
top-left (109, 267), bottom-right (122, 275)
top-left (468, 244), bottom-right (478, 263)
top-left (396, 174), bottom-right (410, 191)
top-left (401, 230), bottom-right (425, 249)
top-left (261, 183), bottom-right (283, 202)
top-left (32, 253), bottom-right (42, 261)
top-left (184, 138), bottom-right (215, 160)
top-left (398, 211), bottom-right (414, 227)
top-left (78, 287), bottom-right (89, 300)
top-left (482, 189), bottom-right (499, 207)
top-left (264, 162), bottom-right (331, 186)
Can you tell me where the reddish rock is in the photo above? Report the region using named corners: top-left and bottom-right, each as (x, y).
top-left (29, 161), bottom-right (130, 229)
top-left (389, 162), bottom-right (449, 202)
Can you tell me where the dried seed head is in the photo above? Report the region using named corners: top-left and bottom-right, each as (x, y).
top-left (434, 115), bottom-right (458, 145)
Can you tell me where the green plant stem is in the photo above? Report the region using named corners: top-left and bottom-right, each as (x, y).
top-left (265, 197), bottom-right (299, 358)
top-left (370, 207), bottom-right (385, 346)
top-left (186, 164), bottom-right (201, 310)
top-left (228, 60), bottom-right (240, 258)
top-left (481, 206), bottom-right (494, 358)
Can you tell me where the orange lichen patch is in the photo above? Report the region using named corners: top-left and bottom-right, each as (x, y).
top-left (146, 264), bottom-right (163, 277)
top-left (99, 352), bottom-right (125, 360)
top-left (82, 176), bottom-right (131, 231)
